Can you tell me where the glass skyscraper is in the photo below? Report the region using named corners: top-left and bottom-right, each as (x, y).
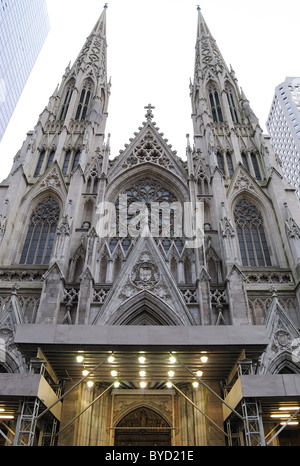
top-left (0, 0), bottom-right (50, 142)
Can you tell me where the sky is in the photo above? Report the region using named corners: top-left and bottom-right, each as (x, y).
top-left (0, 0), bottom-right (300, 180)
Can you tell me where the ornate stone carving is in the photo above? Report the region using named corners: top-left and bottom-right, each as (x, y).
top-left (233, 171), bottom-right (255, 192)
top-left (131, 262), bottom-right (160, 290)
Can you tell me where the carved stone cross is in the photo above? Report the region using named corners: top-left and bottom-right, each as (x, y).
top-left (144, 103), bottom-right (155, 122)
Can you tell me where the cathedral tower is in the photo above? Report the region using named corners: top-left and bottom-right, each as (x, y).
top-left (0, 6), bottom-right (299, 447)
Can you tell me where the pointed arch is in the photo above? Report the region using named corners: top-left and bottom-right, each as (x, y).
top-left (34, 149), bottom-right (46, 177)
top-left (59, 78), bottom-right (75, 120)
top-left (75, 78), bottom-right (94, 121)
top-left (114, 404), bottom-right (172, 434)
top-left (267, 351), bottom-right (300, 375)
top-left (233, 197), bottom-right (272, 267)
top-left (103, 291), bottom-right (187, 326)
top-left (207, 81), bottom-right (223, 123)
top-left (20, 196), bottom-right (60, 265)
top-left (225, 81), bottom-right (240, 123)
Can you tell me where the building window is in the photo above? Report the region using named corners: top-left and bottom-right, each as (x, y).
top-left (226, 152), bottom-right (234, 178)
top-left (20, 197), bottom-right (60, 265)
top-left (250, 152), bottom-right (262, 180)
top-left (72, 150), bottom-right (81, 171)
top-left (241, 152), bottom-right (250, 172)
top-left (75, 80), bottom-right (93, 121)
top-left (59, 81), bottom-right (74, 120)
top-left (226, 87), bottom-right (239, 123)
top-left (234, 198), bottom-right (271, 267)
top-left (34, 150), bottom-right (46, 177)
top-left (62, 150), bottom-right (71, 176)
top-left (208, 84), bottom-right (223, 123)
top-left (46, 149), bottom-right (56, 170)
top-left (217, 151), bottom-right (234, 178)
top-left (217, 151), bottom-right (225, 173)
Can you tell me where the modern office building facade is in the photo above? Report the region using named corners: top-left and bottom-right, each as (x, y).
top-left (0, 0), bottom-right (50, 142)
top-left (266, 77), bottom-right (300, 199)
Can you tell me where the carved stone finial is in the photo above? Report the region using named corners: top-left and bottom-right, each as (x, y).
top-left (144, 104), bottom-right (155, 122)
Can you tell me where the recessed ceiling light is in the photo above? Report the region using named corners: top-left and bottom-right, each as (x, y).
top-left (140, 382), bottom-right (147, 388)
top-left (200, 356), bottom-right (208, 363)
top-left (138, 356), bottom-right (146, 364)
top-left (169, 356), bottom-right (176, 364)
top-left (166, 382), bottom-right (173, 388)
top-left (114, 381), bottom-right (120, 388)
top-left (76, 355), bottom-right (84, 363)
top-left (192, 381), bottom-right (199, 388)
top-left (279, 407), bottom-right (300, 411)
top-left (82, 370), bottom-right (89, 377)
top-left (168, 371), bottom-right (174, 378)
top-left (87, 381), bottom-right (94, 388)
top-left (196, 371), bottom-right (203, 377)
top-left (280, 421), bottom-right (299, 425)
top-left (108, 356), bottom-right (115, 363)
top-left (111, 370), bottom-right (118, 377)
top-left (139, 370), bottom-right (146, 377)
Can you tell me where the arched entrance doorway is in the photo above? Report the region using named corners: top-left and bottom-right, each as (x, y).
top-left (114, 407), bottom-right (171, 447)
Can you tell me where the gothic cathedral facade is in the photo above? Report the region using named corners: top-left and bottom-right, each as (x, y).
top-left (0, 6), bottom-right (299, 447)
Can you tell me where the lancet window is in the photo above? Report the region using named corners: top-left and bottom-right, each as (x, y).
top-left (250, 152), bottom-right (262, 180)
top-left (59, 80), bottom-right (75, 120)
top-left (62, 149), bottom-right (81, 176)
top-left (225, 85), bottom-right (239, 123)
top-left (208, 83), bottom-right (223, 123)
top-left (234, 198), bottom-right (271, 267)
top-left (34, 150), bottom-right (46, 177)
top-left (75, 80), bottom-right (94, 121)
top-left (20, 197), bottom-right (60, 265)
top-left (46, 150), bottom-right (56, 170)
top-left (217, 151), bottom-right (234, 178)
top-left (34, 149), bottom-right (57, 177)
top-left (241, 152), bottom-right (250, 172)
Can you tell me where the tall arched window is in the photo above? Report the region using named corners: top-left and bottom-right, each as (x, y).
top-left (226, 86), bottom-right (239, 123)
top-left (208, 84), bottom-right (223, 123)
top-left (217, 151), bottom-right (225, 174)
top-left (234, 199), bottom-right (271, 267)
top-left (46, 149), bottom-right (56, 170)
top-left (72, 150), bottom-right (81, 171)
top-left (75, 81), bottom-right (93, 121)
top-left (226, 152), bottom-right (234, 178)
top-left (62, 150), bottom-right (71, 176)
top-left (241, 152), bottom-right (250, 172)
top-left (20, 197), bottom-right (60, 265)
top-left (250, 152), bottom-right (262, 180)
top-left (59, 81), bottom-right (75, 120)
top-left (34, 150), bottom-right (46, 177)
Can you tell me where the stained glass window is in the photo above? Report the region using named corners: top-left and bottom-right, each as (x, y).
top-left (234, 199), bottom-right (271, 267)
top-left (20, 197), bottom-right (60, 265)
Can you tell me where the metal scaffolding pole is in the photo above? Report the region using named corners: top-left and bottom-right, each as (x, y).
top-left (13, 398), bottom-right (41, 446)
top-left (242, 398), bottom-right (265, 447)
top-left (55, 383), bottom-right (114, 439)
top-left (266, 408), bottom-right (300, 446)
top-left (177, 357), bottom-right (244, 421)
top-left (36, 358), bottom-right (107, 421)
top-left (170, 381), bottom-right (228, 439)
